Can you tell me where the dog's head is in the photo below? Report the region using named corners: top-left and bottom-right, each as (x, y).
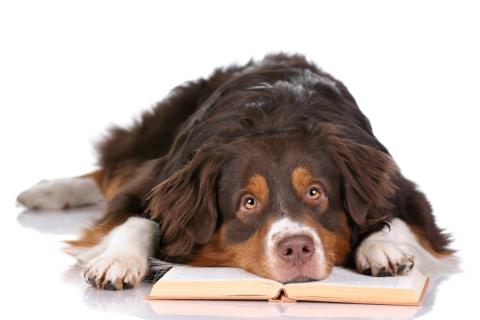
top-left (148, 124), bottom-right (398, 283)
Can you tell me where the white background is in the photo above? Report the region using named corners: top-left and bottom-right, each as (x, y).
top-left (1, 1), bottom-right (479, 319)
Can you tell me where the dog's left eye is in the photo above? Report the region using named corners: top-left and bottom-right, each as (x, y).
top-left (242, 195), bottom-right (259, 210)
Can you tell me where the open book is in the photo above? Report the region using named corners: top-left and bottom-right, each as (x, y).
top-left (147, 266), bottom-right (429, 306)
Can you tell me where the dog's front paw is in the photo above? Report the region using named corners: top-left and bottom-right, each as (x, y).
top-left (355, 241), bottom-right (416, 276)
top-left (82, 254), bottom-right (148, 290)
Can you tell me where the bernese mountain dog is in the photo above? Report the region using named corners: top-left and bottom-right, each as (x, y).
top-left (17, 53), bottom-right (454, 290)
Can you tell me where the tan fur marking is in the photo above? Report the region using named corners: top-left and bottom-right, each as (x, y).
top-left (236, 174), bottom-right (269, 221)
top-left (65, 167), bottom-right (137, 253)
top-left (303, 214), bottom-right (351, 266)
top-left (64, 215), bottom-right (130, 249)
top-left (79, 169), bottom-right (105, 189)
top-left (187, 227), bottom-right (234, 267)
top-left (79, 168), bottom-right (132, 201)
top-left (291, 166), bottom-right (313, 198)
top-left (189, 219), bottom-right (274, 279)
top-left (229, 219), bottom-right (273, 278)
top-left (409, 224), bottom-right (452, 258)
top-left (292, 166), bottom-right (328, 210)
top-left (244, 174), bottom-right (269, 203)
top-left (62, 169), bottom-right (132, 250)
top-left (102, 174), bottom-right (127, 200)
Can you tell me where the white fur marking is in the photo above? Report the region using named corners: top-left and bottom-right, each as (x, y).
top-left (247, 82), bottom-right (273, 90)
top-left (266, 217), bottom-right (328, 280)
top-left (74, 217), bottom-right (159, 289)
top-left (17, 177), bottom-right (103, 209)
top-left (247, 69), bottom-right (340, 103)
top-left (298, 69), bottom-right (339, 92)
top-left (272, 69), bottom-right (340, 101)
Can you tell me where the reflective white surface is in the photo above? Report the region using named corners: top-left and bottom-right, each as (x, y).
top-left (1, 1), bottom-right (479, 319)
top-left (1, 204), bottom-right (476, 320)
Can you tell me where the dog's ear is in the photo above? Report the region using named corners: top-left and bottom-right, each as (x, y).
top-left (318, 125), bottom-right (398, 226)
top-left (147, 146), bottom-right (224, 259)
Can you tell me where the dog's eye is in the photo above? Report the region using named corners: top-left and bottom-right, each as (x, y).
top-left (242, 196), bottom-right (258, 210)
top-left (307, 186), bottom-right (322, 200)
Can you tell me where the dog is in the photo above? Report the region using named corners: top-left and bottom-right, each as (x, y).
top-left (17, 53), bottom-right (454, 290)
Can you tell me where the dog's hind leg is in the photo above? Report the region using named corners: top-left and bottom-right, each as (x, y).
top-left (16, 170), bottom-right (105, 210)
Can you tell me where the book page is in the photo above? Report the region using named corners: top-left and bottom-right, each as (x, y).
top-left (160, 266), bottom-right (419, 288)
top-left (160, 265), bottom-right (271, 282)
top-left (151, 266), bottom-right (282, 300)
top-left (287, 267), bottom-right (418, 289)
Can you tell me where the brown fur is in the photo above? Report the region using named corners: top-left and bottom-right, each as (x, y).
top-left (316, 124), bottom-right (399, 227)
top-left (147, 145), bottom-right (224, 259)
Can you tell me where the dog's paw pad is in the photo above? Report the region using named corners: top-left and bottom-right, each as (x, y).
top-left (362, 267), bottom-right (372, 275)
top-left (395, 260), bottom-right (415, 274)
top-left (82, 255), bottom-right (146, 290)
top-left (86, 276), bottom-right (97, 287)
top-left (377, 267), bottom-right (393, 277)
top-left (104, 281), bottom-right (118, 291)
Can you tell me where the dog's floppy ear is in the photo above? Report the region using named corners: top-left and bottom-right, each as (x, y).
top-left (147, 146), bottom-right (224, 259)
top-left (319, 125), bottom-right (398, 226)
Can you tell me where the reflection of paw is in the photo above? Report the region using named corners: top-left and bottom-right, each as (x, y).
top-left (83, 254), bottom-right (147, 290)
top-left (355, 241), bottom-right (416, 277)
top-left (16, 178), bottom-right (102, 210)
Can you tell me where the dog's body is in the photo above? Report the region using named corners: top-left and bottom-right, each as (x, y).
top-left (18, 54), bottom-right (454, 290)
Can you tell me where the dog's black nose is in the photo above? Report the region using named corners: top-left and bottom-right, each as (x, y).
top-left (277, 235), bottom-right (315, 265)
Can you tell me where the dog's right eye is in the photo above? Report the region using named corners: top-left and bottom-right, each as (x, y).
top-left (307, 186), bottom-right (322, 200)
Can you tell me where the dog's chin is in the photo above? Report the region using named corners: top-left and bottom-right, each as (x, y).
top-left (283, 275), bottom-right (318, 284)
top-left (268, 262), bottom-right (332, 283)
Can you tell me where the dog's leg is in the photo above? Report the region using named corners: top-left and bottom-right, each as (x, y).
top-left (355, 218), bottom-right (457, 276)
top-left (16, 170), bottom-right (104, 210)
top-left (78, 217), bottom-right (159, 290)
